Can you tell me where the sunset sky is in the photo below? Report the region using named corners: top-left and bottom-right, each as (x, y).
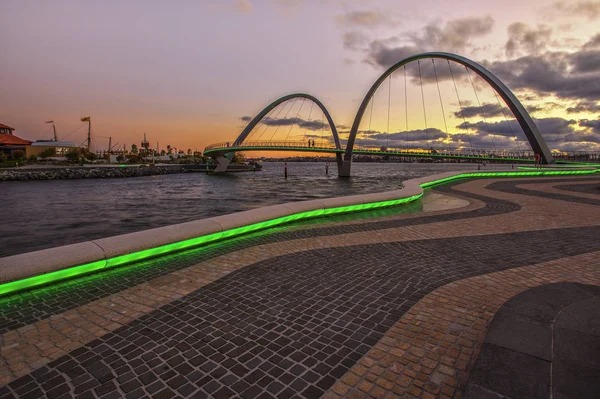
top-left (1, 0), bottom-right (600, 154)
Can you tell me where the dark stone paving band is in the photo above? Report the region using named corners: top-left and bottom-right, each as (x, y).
top-left (554, 181), bottom-right (600, 197)
top-left (3, 225), bottom-right (600, 399)
top-left (0, 177), bottom-right (594, 334)
top-left (490, 178), bottom-right (600, 207)
top-left (464, 282), bottom-right (600, 399)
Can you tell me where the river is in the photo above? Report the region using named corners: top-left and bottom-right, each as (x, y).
top-left (1, 162), bottom-right (488, 257)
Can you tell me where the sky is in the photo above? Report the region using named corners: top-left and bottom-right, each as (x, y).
top-left (1, 0), bottom-right (600, 153)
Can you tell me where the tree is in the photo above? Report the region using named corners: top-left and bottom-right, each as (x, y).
top-left (232, 152), bottom-right (246, 164)
top-left (166, 145), bottom-right (172, 154)
top-left (65, 148), bottom-right (81, 162)
top-left (39, 148), bottom-right (56, 159)
top-left (160, 149), bottom-right (166, 156)
top-left (187, 148), bottom-right (192, 156)
top-left (131, 144), bottom-right (138, 154)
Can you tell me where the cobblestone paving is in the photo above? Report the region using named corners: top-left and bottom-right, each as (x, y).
top-left (0, 176), bottom-right (599, 398)
top-left (2, 225), bottom-right (600, 399)
top-left (325, 252), bottom-right (600, 399)
top-left (0, 181), bottom-right (517, 334)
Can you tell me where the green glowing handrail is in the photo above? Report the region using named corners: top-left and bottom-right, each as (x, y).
top-left (0, 169), bottom-right (596, 297)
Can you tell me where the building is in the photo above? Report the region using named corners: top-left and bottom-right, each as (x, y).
top-left (27, 140), bottom-right (79, 159)
top-left (0, 123), bottom-right (32, 160)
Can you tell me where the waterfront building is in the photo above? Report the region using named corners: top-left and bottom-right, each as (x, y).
top-left (27, 140), bottom-right (79, 159)
top-left (0, 123), bottom-right (32, 160)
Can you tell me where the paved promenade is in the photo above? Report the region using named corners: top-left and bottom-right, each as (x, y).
top-left (0, 176), bottom-right (599, 398)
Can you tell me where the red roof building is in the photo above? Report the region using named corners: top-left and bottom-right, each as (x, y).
top-left (0, 123), bottom-right (32, 160)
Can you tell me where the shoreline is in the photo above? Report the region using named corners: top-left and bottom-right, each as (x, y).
top-left (0, 164), bottom-right (187, 181)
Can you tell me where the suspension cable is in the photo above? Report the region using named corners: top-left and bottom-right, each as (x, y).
top-left (268, 99), bottom-right (297, 141)
top-left (303, 102), bottom-right (314, 141)
top-left (418, 60), bottom-right (430, 147)
top-left (404, 65), bottom-right (408, 149)
top-left (493, 90), bottom-right (522, 152)
top-left (368, 90), bottom-right (375, 133)
top-left (255, 101), bottom-right (288, 141)
top-left (432, 59), bottom-right (450, 150)
top-left (448, 60), bottom-right (472, 149)
top-left (247, 106), bottom-right (274, 141)
top-left (466, 66), bottom-right (495, 150)
top-left (387, 74), bottom-right (392, 148)
top-left (284, 98), bottom-right (305, 142)
top-left (320, 112), bottom-right (325, 146)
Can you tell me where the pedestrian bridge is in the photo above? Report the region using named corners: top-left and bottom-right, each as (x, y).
top-left (204, 52), bottom-right (564, 176)
top-left (203, 140), bottom-right (537, 164)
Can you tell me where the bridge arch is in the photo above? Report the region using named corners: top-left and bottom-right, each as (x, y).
top-left (339, 52), bottom-right (554, 177)
top-left (234, 93), bottom-right (342, 150)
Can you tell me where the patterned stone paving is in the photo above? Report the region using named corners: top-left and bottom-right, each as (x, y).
top-left (0, 175), bottom-right (598, 398)
top-left (325, 252), bottom-right (600, 399)
top-left (0, 181), bottom-right (514, 334)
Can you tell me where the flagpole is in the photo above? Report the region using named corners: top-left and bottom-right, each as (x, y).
top-left (87, 119), bottom-right (91, 151)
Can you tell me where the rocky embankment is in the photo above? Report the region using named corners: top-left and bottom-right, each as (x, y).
top-left (0, 165), bottom-right (187, 181)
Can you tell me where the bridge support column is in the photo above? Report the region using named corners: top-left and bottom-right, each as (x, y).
top-left (212, 156), bottom-right (231, 173)
top-left (339, 159), bottom-right (352, 177)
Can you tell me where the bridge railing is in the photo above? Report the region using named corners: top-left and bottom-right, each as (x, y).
top-left (203, 141), bottom-right (599, 161)
top-left (204, 141), bottom-right (338, 151)
top-left (353, 145), bottom-right (536, 159)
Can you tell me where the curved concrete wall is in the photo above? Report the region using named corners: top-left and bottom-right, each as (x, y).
top-left (0, 168), bottom-right (596, 294)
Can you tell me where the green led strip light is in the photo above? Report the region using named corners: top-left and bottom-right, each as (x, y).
top-left (0, 169), bottom-right (596, 297)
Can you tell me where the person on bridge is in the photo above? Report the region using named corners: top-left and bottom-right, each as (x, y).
top-left (534, 153), bottom-right (541, 168)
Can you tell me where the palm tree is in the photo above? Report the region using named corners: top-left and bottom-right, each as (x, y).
top-left (166, 145), bottom-right (172, 154)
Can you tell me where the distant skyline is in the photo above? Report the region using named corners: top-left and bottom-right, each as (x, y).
top-left (2, 0), bottom-right (600, 153)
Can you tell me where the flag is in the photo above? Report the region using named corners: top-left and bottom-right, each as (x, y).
top-left (80, 116), bottom-right (91, 122)
top-left (45, 120), bottom-right (54, 123)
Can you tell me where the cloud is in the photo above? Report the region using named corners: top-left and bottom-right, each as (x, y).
top-left (342, 31), bottom-right (370, 50)
top-left (240, 116), bottom-right (252, 122)
top-left (361, 16), bottom-right (494, 81)
top-left (505, 23), bottom-right (552, 57)
top-left (570, 50), bottom-right (600, 73)
top-left (271, 0), bottom-right (302, 7)
top-left (583, 33), bottom-right (600, 49)
top-left (579, 118), bottom-right (600, 133)
top-left (234, 0), bottom-right (253, 13)
top-left (457, 117), bottom-right (578, 137)
top-left (367, 128), bottom-right (447, 142)
top-left (453, 103), bottom-right (505, 118)
top-left (487, 50), bottom-right (600, 101)
top-left (299, 120), bottom-right (329, 131)
top-left (408, 16), bottom-right (494, 53)
top-left (336, 11), bottom-right (395, 28)
top-left (260, 117), bottom-right (329, 131)
top-left (554, 1), bottom-right (600, 20)
top-left (566, 101), bottom-right (600, 113)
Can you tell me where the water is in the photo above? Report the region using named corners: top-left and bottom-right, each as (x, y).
top-left (1, 162), bottom-right (483, 257)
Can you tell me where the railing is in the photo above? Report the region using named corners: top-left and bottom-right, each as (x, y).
top-left (204, 141), bottom-right (338, 151)
top-left (203, 140), bottom-right (600, 162)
